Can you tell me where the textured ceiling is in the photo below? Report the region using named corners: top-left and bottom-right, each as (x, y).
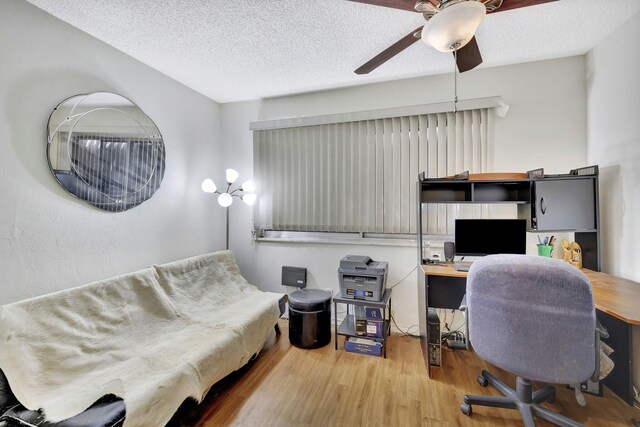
top-left (25, 0), bottom-right (640, 103)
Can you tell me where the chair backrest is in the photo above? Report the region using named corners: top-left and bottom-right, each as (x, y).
top-left (467, 254), bottom-right (596, 384)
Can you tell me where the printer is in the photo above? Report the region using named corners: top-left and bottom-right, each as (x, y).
top-left (338, 255), bottom-right (388, 301)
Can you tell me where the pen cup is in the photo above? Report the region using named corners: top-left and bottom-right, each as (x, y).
top-left (537, 245), bottom-right (553, 258)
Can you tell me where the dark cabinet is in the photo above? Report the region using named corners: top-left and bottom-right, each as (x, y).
top-left (518, 178), bottom-right (596, 231)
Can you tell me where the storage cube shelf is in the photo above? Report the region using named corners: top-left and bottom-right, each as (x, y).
top-left (420, 180), bottom-right (531, 204)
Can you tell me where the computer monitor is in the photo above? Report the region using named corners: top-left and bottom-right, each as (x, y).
top-left (454, 219), bottom-right (526, 256)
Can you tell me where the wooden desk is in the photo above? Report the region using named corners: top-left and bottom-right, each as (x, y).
top-left (419, 263), bottom-right (640, 404)
top-left (581, 269), bottom-right (640, 325)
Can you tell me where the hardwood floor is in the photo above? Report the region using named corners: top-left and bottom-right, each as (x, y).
top-left (189, 320), bottom-right (638, 426)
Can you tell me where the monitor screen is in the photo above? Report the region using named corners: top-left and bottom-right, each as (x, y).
top-left (454, 219), bottom-right (526, 256)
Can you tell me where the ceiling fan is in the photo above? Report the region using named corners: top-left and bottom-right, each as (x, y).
top-left (350, 0), bottom-right (558, 74)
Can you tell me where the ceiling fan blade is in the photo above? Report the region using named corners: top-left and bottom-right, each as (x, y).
top-left (454, 36), bottom-right (483, 73)
top-left (355, 27), bottom-right (423, 75)
top-left (346, 0), bottom-right (417, 12)
top-left (485, 0), bottom-right (558, 14)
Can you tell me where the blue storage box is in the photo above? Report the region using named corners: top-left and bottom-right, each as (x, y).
top-left (344, 337), bottom-right (383, 356)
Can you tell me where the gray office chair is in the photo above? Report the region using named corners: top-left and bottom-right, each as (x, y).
top-left (461, 254), bottom-right (607, 427)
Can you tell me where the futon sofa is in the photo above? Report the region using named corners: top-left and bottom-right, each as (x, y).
top-left (0, 251), bottom-right (285, 427)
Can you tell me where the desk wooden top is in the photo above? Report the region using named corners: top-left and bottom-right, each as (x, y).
top-left (422, 263), bottom-right (469, 278)
top-left (421, 264), bottom-right (640, 326)
top-left (581, 269), bottom-right (640, 325)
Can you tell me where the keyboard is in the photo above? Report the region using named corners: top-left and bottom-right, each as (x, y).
top-left (453, 263), bottom-right (472, 272)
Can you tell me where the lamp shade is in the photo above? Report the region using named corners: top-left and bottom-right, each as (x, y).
top-left (242, 193), bottom-right (257, 206)
top-left (421, 1), bottom-right (486, 53)
top-left (201, 178), bottom-right (217, 193)
top-left (225, 168), bottom-right (239, 184)
top-left (218, 192), bottom-right (233, 207)
top-left (241, 179), bottom-right (255, 193)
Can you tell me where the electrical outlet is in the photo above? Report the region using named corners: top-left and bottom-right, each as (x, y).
top-left (425, 240), bottom-right (445, 261)
top-left (431, 249), bottom-right (444, 260)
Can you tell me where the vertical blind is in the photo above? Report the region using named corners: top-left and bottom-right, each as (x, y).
top-left (253, 109), bottom-right (491, 235)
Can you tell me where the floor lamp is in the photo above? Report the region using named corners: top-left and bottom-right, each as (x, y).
top-left (202, 169), bottom-right (256, 250)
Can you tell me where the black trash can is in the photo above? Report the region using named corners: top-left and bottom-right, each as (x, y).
top-left (288, 289), bottom-right (332, 349)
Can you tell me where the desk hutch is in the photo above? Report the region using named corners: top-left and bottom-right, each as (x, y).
top-left (416, 166), bottom-right (639, 405)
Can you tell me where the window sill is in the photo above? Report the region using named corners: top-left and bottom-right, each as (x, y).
top-left (255, 235), bottom-right (418, 248)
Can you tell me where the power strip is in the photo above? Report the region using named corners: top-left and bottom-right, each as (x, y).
top-left (446, 336), bottom-right (467, 350)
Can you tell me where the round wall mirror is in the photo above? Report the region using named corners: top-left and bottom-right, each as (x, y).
top-left (47, 92), bottom-right (165, 212)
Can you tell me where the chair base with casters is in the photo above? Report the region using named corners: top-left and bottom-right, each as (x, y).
top-left (461, 370), bottom-right (585, 427)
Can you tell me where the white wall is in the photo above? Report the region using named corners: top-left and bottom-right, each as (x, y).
top-left (220, 56), bottom-right (588, 331)
top-left (0, 0), bottom-right (224, 305)
top-left (586, 11), bottom-right (640, 393)
top-left (586, 12), bottom-right (640, 283)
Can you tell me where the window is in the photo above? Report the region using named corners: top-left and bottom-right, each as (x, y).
top-left (253, 108), bottom-right (492, 237)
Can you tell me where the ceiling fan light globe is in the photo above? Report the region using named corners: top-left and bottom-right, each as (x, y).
top-left (421, 1), bottom-right (486, 53)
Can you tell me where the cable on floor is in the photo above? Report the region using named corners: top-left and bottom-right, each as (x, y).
top-left (390, 313), bottom-right (420, 339)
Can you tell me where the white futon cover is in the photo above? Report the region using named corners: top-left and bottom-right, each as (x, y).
top-left (0, 251), bottom-right (282, 427)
